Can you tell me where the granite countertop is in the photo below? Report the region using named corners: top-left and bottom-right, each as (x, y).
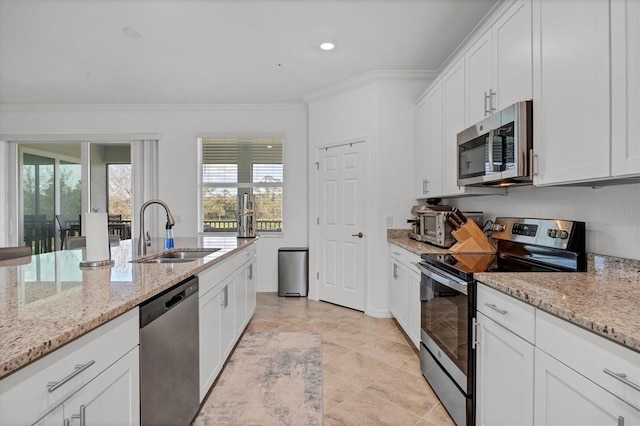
top-left (475, 270), bottom-right (640, 352)
top-left (387, 229), bottom-right (449, 255)
top-left (387, 228), bottom-right (640, 353)
top-left (0, 236), bottom-right (257, 379)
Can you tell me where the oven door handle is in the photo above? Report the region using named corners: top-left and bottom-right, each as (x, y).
top-left (418, 263), bottom-right (468, 295)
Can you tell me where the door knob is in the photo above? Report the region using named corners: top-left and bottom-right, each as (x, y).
top-left (351, 232), bottom-right (364, 238)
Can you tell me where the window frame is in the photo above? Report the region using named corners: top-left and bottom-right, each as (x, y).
top-left (196, 135), bottom-right (285, 236)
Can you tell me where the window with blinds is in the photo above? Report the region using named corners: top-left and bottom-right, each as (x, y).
top-left (197, 137), bottom-right (283, 233)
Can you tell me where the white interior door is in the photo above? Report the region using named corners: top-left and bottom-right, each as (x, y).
top-left (317, 142), bottom-right (366, 311)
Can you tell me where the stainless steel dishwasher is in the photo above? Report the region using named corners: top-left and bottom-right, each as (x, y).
top-left (140, 276), bottom-right (199, 426)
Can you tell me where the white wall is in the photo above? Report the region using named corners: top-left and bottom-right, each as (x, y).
top-left (0, 104), bottom-right (309, 291)
top-left (452, 183), bottom-right (640, 260)
top-left (307, 78), bottom-right (428, 317)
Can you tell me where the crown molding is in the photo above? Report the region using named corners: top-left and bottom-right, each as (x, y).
top-left (0, 103), bottom-right (307, 113)
top-left (303, 69), bottom-right (438, 103)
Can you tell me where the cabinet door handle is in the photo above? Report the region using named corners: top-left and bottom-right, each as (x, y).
top-left (484, 91), bottom-right (491, 116)
top-left (393, 263), bottom-right (398, 280)
top-left (47, 361), bottom-right (95, 393)
top-left (484, 303), bottom-right (508, 315)
top-left (471, 317), bottom-right (479, 349)
top-left (248, 264), bottom-right (253, 280)
top-left (70, 405), bottom-right (86, 426)
top-left (64, 420), bottom-right (70, 426)
top-left (603, 368), bottom-right (640, 391)
top-left (618, 416), bottom-right (624, 426)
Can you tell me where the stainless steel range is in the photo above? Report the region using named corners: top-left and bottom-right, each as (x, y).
top-left (418, 217), bottom-right (586, 426)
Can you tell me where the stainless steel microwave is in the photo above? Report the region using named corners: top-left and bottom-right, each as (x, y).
top-left (457, 100), bottom-right (532, 187)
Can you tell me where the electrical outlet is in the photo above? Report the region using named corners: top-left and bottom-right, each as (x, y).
top-left (386, 215), bottom-right (393, 227)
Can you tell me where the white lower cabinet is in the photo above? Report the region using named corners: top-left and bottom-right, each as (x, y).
top-left (198, 283), bottom-right (223, 400)
top-left (0, 309), bottom-right (140, 426)
top-left (407, 269), bottom-right (421, 348)
top-left (198, 245), bottom-right (257, 402)
top-left (62, 348), bottom-right (140, 426)
top-left (476, 311), bottom-right (534, 426)
top-left (534, 348), bottom-right (640, 426)
top-left (476, 282), bottom-right (640, 425)
top-left (389, 244), bottom-right (421, 349)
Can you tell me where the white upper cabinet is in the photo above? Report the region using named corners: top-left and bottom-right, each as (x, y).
top-left (426, 83), bottom-right (444, 197)
top-left (493, 0), bottom-right (533, 111)
top-left (611, 0), bottom-right (640, 177)
top-left (466, 31), bottom-right (494, 126)
top-left (532, 0), bottom-right (611, 185)
top-left (442, 57), bottom-right (466, 196)
top-left (415, 83), bottom-right (444, 198)
top-left (466, 0), bottom-right (532, 126)
top-left (415, 97), bottom-right (429, 198)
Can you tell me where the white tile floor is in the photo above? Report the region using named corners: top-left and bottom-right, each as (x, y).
top-left (198, 293), bottom-right (455, 426)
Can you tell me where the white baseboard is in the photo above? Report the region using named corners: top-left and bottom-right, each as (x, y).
top-left (365, 307), bottom-right (392, 318)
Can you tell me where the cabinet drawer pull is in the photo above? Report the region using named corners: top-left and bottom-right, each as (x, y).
top-left (47, 360), bottom-right (95, 393)
top-left (484, 303), bottom-right (508, 315)
top-left (618, 416), bottom-right (624, 426)
top-left (603, 368), bottom-right (640, 391)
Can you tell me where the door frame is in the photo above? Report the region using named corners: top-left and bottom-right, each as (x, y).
top-left (309, 137), bottom-right (370, 312)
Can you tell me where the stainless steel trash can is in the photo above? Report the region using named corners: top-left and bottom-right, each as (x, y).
top-left (278, 247), bottom-right (308, 297)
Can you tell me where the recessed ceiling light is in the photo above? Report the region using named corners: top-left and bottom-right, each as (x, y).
top-left (319, 41), bottom-right (336, 51)
top-left (123, 27), bottom-right (142, 39)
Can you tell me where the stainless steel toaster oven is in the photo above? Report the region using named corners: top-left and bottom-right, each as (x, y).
top-left (408, 205), bottom-right (483, 248)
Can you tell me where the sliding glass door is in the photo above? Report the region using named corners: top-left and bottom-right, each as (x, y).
top-left (3, 136), bottom-right (158, 251)
top-left (22, 153), bottom-right (56, 254)
top-left (16, 142), bottom-right (135, 253)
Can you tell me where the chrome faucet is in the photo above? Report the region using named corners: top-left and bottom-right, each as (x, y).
top-left (138, 199), bottom-right (176, 256)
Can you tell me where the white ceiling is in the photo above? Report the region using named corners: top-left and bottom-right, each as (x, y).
top-left (0, 0), bottom-right (498, 104)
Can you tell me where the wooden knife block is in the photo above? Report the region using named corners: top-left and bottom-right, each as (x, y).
top-left (449, 220), bottom-right (496, 253)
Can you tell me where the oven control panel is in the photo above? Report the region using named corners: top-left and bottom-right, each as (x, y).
top-left (512, 223), bottom-right (538, 237)
top-left (491, 218), bottom-right (577, 249)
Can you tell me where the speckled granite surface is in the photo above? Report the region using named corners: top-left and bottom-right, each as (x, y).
top-left (475, 272), bottom-right (640, 352)
top-left (0, 236), bottom-right (257, 379)
top-left (386, 229), bottom-right (448, 255)
top-left (388, 229), bottom-right (640, 352)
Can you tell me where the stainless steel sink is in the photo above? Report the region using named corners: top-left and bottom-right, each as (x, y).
top-left (160, 250), bottom-right (219, 259)
top-left (145, 258), bottom-right (199, 264)
top-left (134, 248), bottom-right (220, 263)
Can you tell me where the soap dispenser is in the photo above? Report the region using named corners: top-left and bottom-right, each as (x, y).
top-left (164, 222), bottom-right (174, 249)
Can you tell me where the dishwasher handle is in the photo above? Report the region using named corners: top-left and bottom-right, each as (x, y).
top-left (165, 292), bottom-right (185, 309)
top-left (140, 276), bottom-right (199, 328)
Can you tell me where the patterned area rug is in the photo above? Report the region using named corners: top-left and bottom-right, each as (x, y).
top-left (194, 332), bottom-right (323, 425)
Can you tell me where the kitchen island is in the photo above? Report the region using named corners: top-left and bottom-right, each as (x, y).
top-left (0, 236), bottom-right (257, 379)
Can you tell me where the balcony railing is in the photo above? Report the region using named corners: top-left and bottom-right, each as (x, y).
top-left (203, 219), bottom-right (282, 232)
